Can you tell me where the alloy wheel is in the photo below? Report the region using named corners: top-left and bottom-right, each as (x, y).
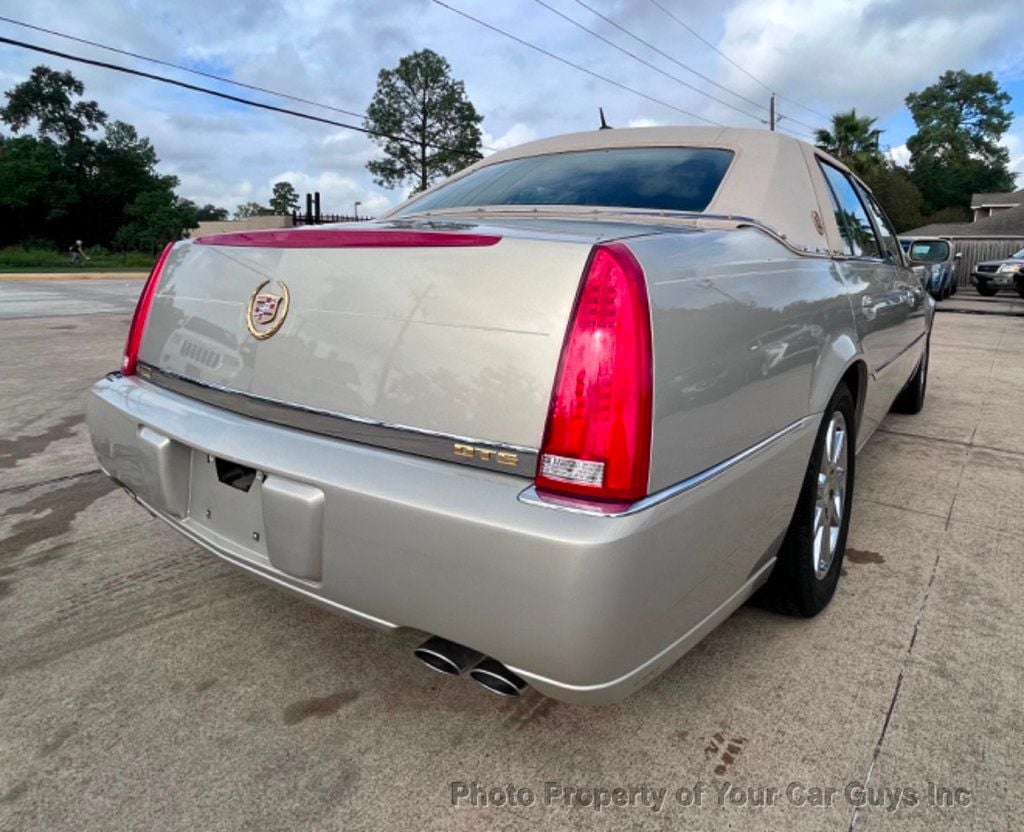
top-left (812, 411), bottom-right (848, 580)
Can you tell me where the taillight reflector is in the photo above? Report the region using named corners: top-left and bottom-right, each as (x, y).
top-left (122, 241), bottom-right (175, 376)
top-left (535, 243), bottom-right (653, 503)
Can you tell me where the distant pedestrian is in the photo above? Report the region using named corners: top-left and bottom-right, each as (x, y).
top-left (69, 240), bottom-right (89, 267)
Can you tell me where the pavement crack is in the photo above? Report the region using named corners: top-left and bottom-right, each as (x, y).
top-left (875, 429), bottom-right (1023, 460)
top-left (847, 546), bottom-right (945, 832)
top-left (0, 469), bottom-right (101, 496)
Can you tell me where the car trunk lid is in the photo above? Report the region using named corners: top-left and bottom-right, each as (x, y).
top-left (138, 222), bottom-right (609, 456)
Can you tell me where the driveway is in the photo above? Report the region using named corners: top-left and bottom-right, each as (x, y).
top-left (0, 279), bottom-right (1020, 831)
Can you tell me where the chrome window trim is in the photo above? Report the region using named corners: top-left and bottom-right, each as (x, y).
top-left (518, 415), bottom-right (816, 518)
top-left (139, 364), bottom-right (539, 477)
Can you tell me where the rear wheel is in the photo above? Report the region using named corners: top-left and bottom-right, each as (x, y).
top-left (891, 337), bottom-right (929, 415)
top-left (760, 384), bottom-right (855, 617)
top-left (977, 283), bottom-right (998, 297)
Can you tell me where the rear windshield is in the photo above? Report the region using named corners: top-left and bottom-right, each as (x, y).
top-left (908, 240), bottom-right (950, 262)
top-left (395, 147), bottom-right (735, 215)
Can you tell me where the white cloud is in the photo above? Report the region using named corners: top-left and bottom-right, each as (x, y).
top-left (1004, 131), bottom-right (1024, 179)
top-left (627, 117), bottom-right (663, 129)
top-left (1, 0), bottom-right (1021, 213)
top-left (718, 0), bottom-right (1019, 128)
top-left (482, 122), bottom-right (538, 154)
top-left (889, 144), bottom-right (911, 168)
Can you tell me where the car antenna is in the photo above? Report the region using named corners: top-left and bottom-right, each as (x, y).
top-left (599, 107), bottom-right (612, 129)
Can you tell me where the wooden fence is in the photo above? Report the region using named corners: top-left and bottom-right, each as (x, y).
top-left (945, 237), bottom-right (1024, 287)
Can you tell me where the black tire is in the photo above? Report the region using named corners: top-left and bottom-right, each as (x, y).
top-left (759, 384), bottom-right (856, 617)
top-left (1016, 276), bottom-right (1024, 299)
top-left (891, 336), bottom-right (929, 415)
top-left (976, 283), bottom-right (998, 297)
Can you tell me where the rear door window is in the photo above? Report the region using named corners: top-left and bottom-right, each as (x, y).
top-left (817, 162), bottom-right (883, 258)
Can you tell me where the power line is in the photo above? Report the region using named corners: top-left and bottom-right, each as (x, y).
top-left (648, 0), bottom-right (771, 94)
top-left (532, 0), bottom-right (765, 126)
top-left (646, 0), bottom-right (831, 123)
top-left (429, 0), bottom-right (720, 126)
top-left (775, 111), bottom-right (821, 136)
top-left (0, 36), bottom-right (485, 157)
top-left (570, 0), bottom-right (767, 116)
top-left (0, 14), bottom-right (370, 122)
top-left (776, 93), bottom-right (831, 124)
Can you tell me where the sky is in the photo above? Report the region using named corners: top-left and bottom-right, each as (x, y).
top-left (1, 0), bottom-right (1023, 218)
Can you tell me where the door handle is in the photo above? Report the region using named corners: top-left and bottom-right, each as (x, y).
top-left (861, 294), bottom-right (877, 320)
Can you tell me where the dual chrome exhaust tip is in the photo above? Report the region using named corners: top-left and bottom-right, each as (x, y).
top-left (414, 636), bottom-right (528, 697)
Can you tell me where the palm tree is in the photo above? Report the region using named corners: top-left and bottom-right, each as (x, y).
top-left (816, 109), bottom-right (883, 174)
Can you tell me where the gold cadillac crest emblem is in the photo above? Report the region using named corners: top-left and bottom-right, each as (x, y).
top-left (246, 279), bottom-right (290, 340)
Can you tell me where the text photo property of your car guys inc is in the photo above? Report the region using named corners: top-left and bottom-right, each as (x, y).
top-left (449, 780), bottom-right (974, 813)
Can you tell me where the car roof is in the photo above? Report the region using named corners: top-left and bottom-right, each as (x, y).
top-left (402, 126), bottom-right (859, 255)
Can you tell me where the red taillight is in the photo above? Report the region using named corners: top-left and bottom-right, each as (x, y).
top-left (122, 242), bottom-right (174, 376)
top-left (535, 243), bottom-right (653, 503)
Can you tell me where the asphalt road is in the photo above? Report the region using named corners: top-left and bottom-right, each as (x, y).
top-left (1, 279), bottom-right (1021, 831)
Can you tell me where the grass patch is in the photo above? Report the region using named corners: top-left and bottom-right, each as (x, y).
top-left (0, 246), bottom-right (156, 271)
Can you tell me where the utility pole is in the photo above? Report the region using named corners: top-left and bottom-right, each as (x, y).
top-left (769, 93), bottom-right (776, 131)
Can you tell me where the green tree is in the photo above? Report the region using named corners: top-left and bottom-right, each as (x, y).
top-left (860, 163), bottom-right (925, 232)
top-left (114, 189), bottom-right (197, 253)
top-left (0, 66), bottom-right (194, 250)
top-left (234, 201), bottom-right (270, 219)
top-left (0, 136), bottom-right (76, 226)
top-left (364, 49), bottom-right (483, 192)
top-left (269, 181), bottom-right (299, 214)
top-left (91, 121), bottom-right (169, 245)
top-left (815, 109), bottom-right (884, 175)
top-left (0, 65), bottom-right (106, 144)
top-left (920, 206), bottom-right (972, 226)
top-left (196, 203), bottom-right (229, 221)
top-left (906, 70), bottom-right (1015, 213)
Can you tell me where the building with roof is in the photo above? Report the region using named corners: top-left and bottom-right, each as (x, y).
top-left (905, 198), bottom-right (1024, 289)
top-left (908, 202), bottom-right (1024, 239)
top-left (970, 189), bottom-right (1024, 222)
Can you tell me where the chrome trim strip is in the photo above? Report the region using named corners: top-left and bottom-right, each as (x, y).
top-left (140, 364), bottom-right (538, 477)
top-left (871, 330), bottom-right (927, 378)
top-left (517, 415), bottom-right (816, 518)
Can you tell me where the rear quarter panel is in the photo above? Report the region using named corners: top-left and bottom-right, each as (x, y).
top-left (628, 228), bottom-right (859, 492)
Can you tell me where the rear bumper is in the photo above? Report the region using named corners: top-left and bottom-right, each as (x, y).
top-left (87, 374), bottom-right (815, 703)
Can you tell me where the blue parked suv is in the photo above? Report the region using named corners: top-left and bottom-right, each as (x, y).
top-left (900, 237), bottom-right (959, 300)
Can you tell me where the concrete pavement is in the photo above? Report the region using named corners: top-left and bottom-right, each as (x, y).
top-left (0, 287), bottom-right (1020, 831)
top-left (0, 278), bottom-right (144, 321)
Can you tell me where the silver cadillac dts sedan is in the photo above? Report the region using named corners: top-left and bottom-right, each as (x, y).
top-left (87, 127), bottom-right (932, 703)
